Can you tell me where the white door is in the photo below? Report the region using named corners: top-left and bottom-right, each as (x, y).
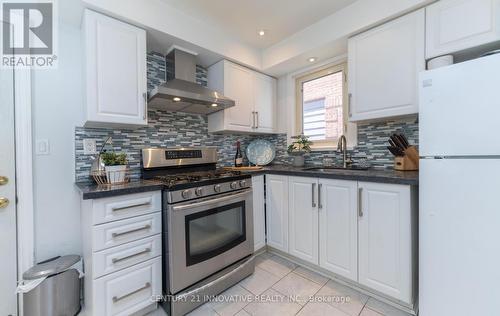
top-left (265, 175), bottom-right (289, 252)
top-left (348, 9), bottom-right (425, 121)
top-left (288, 177), bottom-right (318, 264)
top-left (253, 73), bottom-right (276, 133)
top-left (224, 62), bottom-right (254, 132)
top-left (420, 54), bottom-right (500, 157)
top-left (252, 175), bottom-right (266, 251)
top-left (426, 0), bottom-right (500, 59)
top-left (0, 25), bottom-right (18, 315)
top-left (358, 182), bottom-right (413, 304)
top-left (420, 159), bottom-right (500, 316)
top-left (319, 179), bottom-right (358, 281)
top-left (83, 9), bottom-right (147, 127)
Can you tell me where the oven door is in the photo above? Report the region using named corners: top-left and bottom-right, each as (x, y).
top-left (168, 188), bottom-right (253, 294)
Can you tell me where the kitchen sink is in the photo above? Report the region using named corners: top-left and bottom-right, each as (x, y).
top-left (302, 166), bottom-right (370, 171)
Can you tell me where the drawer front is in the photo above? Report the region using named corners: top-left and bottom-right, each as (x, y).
top-left (92, 191), bottom-right (161, 225)
top-left (94, 257), bottom-right (162, 316)
top-left (93, 213), bottom-right (161, 252)
top-left (93, 234), bottom-right (162, 279)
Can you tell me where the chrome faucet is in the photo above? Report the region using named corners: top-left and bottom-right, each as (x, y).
top-left (337, 135), bottom-right (348, 168)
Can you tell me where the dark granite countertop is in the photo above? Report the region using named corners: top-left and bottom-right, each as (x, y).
top-left (76, 165), bottom-right (418, 200)
top-left (75, 180), bottom-right (164, 200)
top-left (246, 164), bottom-right (419, 186)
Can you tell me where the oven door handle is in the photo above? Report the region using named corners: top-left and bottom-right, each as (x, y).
top-left (171, 189), bottom-right (251, 211)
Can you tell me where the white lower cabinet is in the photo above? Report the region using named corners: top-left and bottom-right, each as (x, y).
top-left (319, 179), bottom-right (358, 282)
top-left (358, 182), bottom-right (413, 304)
top-left (263, 176), bottom-right (416, 306)
top-left (252, 175), bottom-right (266, 251)
top-left (81, 191), bottom-right (162, 316)
top-left (288, 177), bottom-right (319, 264)
top-left (265, 175), bottom-right (289, 252)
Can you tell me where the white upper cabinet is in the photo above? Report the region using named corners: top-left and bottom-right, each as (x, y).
top-left (83, 10), bottom-right (147, 128)
top-left (348, 9), bottom-right (425, 122)
top-left (358, 182), bottom-right (414, 304)
top-left (288, 177), bottom-right (319, 265)
top-left (252, 175), bottom-right (266, 252)
top-left (208, 60), bottom-right (277, 133)
top-left (319, 179), bottom-right (358, 282)
top-left (265, 175), bottom-right (289, 252)
top-left (426, 0), bottom-right (500, 59)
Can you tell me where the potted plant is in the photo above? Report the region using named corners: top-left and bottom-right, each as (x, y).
top-left (101, 151), bottom-right (128, 184)
top-left (287, 134), bottom-right (313, 167)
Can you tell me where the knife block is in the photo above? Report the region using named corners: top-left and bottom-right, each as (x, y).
top-left (394, 146), bottom-right (419, 171)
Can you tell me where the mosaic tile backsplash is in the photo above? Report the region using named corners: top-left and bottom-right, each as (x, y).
top-left (74, 52), bottom-right (418, 182)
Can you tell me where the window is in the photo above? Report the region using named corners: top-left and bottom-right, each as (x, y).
top-left (296, 63), bottom-right (356, 149)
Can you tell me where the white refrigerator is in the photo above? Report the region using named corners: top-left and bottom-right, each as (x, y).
top-left (419, 54), bottom-right (500, 316)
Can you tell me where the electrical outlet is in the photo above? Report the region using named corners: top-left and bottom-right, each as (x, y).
top-left (36, 139), bottom-right (50, 155)
top-left (83, 139), bottom-right (97, 155)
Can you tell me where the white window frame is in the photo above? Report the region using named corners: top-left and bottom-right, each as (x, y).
top-left (295, 62), bottom-right (357, 150)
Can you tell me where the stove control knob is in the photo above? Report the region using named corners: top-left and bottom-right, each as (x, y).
top-left (195, 187), bottom-right (204, 197)
top-left (214, 184), bottom-right (221, 193)
top-left (181, 190), bottom-right (192, 199)
top-left (239, 180), bottom-right (247, 188)
top-left (230, 182), bottom-right (238, 189)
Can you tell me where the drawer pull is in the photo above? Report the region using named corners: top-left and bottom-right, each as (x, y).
top-left (112, 282), bottom-right (151, 303)
top-left (112, 201), bottom-right (151, 212)
top-left (112, 224), bottom-right (151, 238)
top-left (112, 248), bottom-right (151, 264)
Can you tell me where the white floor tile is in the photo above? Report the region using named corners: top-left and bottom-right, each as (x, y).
top-left (272, 272), bottom-right (322, 305)
top-left (293, 266), bottom-right (329, 286)
top-left (297, 302), bottom-right (351, 316)
top-left (185, 303), bottom-right (219, 316)
top-left (239, 267), bottom-right (281, 295)
top-left (243, 288), bottom-right (302, 316)
top-left (364, 298), bottom-right (413, 316)
top-left (256, 255), bottom-right (297, 278)
top-left (234, 309), bottom-right (251, 316)
top-left (360, 307), bottom-right (385, 316)
top-left (315, 280), bottom-right (369, 316)
top-left (209, 284), bottom-right (252, 316)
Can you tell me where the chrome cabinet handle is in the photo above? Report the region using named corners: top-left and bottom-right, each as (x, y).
top-left (358, 187), bottom-right (363, 217)
top-left (143, 92), bottom-right (148, 120)
top-left (312, 183), bottom-right (317, 208)
top-left (112, 201), bottom-right (151, 212)
top-left (252, 111), bottom-right (256, 128)
top-left (112, 248), bottom-right (151, 264)
top-left (112, 282), bottom-right (151, 303)
top-left (318, 183), bottom-right (323, 209)
top-left (112, 224), bottom-right (152, 238)
top-left (348, 93), bottom-right (353, 118)
top-left (255, 112), bottom-right (259, 129)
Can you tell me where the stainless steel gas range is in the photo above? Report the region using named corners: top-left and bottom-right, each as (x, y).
top-left (142, 147), bottom-right (255, 316)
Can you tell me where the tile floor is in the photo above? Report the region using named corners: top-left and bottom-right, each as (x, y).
top-left (150, 252), bottom-right (413, 316)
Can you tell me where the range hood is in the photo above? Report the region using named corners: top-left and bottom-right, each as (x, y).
top-left (148, 48), bottom-right (235, 114)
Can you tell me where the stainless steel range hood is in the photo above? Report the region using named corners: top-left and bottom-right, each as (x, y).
top-left (148, 48), bottom-right (234, 114)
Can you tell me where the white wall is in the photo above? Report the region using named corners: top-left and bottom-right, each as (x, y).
top-left (32, 0), bottom-right (84, 261)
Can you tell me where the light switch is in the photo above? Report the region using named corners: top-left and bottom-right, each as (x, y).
top-left (36, 139), bottom-right (50, 155)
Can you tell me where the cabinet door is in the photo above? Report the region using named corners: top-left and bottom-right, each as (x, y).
top-left (252, 175), bottom-right (266, 252)
top-left (358, 182), bottom-right (413, 304)
top-left (254, 73), bottom-right (276, 133)
top-left (319, 179), bottom-right (358, 281)
top-left (223, 62), bottom-right (255, 132)
top-left (265, 175), bottom-right (289, 252)
top-left (84, 10), bottom-right (147, 127)
top-left (288, 177), bottom-right (319, 264)
top-left (426, 0), bottom-right (500, 59)
top-left (348, 9), bottom-right (425, 121)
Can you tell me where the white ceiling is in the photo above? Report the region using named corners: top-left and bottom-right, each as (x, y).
top-left (159, 0), bottom-right (357, 49)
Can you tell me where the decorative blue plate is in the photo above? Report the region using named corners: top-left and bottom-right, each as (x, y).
top-left (246, 139), bottom-right (275, 166)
